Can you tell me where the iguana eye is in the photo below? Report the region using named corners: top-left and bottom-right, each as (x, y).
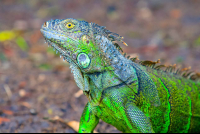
top-left (77, 53), bottom-right (90, 69)
top-left (66, 22), bottom-right (75, 29)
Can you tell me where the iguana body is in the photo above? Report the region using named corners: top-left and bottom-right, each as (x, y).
top-left (40, 18), bottom-right (200, 133)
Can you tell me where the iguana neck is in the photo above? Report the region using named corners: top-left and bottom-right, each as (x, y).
top-left (95, 35), bottom-right (134, 82)
top-left (94, 36), bottom-right (161, 106)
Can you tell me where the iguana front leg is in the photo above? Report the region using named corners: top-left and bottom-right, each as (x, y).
top-left (79, 102), bottom-right (99, 133)
top-left (124, 102), bottom-right (155, 133)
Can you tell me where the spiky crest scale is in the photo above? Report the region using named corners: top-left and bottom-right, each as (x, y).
top-left (132, 58), bottom-right (200, 81)
top-left (91, 22), bottom-right (200, 82)
top-left (110, 40), bottom-right (200, 81)
top-left (89, 21), bottom-right (200, 81)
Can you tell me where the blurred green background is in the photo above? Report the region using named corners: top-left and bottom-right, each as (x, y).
top-left (0, 0), bottom-right (200, 133)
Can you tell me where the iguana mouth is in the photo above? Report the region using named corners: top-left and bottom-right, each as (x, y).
top-left (40, 29), bottom-right (73, 62)
top-left (46, 40), bottom-right (68, 56)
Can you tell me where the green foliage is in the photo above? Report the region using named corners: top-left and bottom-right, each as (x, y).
top-left (176, 56), bottom-right (184, 63)
top-left (0, 53), bottom-right (7, 62)
top-left (195, 36), bottom-right (200, 46)
top-left (0, 30), bottom-right (28, 51)
top-left (38, 63), bottom-right (52, 70)
top-left (47, 47), bottom-right (60, 56)
top-left (15, 36), bottom-right (28, 51)
top-left (0, 30), bottom-right (15, 42)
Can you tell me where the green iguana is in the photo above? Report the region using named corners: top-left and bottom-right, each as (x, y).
top-left (40, 18), bottom-right (200, 133)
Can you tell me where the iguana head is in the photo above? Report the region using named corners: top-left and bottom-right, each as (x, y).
top-left (40, 18), bottom-right (162, 103)
top-left (40, 18), bottom-right (127, 74)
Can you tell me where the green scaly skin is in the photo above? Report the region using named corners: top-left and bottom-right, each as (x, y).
top-left (40, 18), bottom-right (200, 133)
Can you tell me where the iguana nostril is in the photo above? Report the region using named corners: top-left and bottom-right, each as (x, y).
top-left (43, 22), bottom-right (47, 27)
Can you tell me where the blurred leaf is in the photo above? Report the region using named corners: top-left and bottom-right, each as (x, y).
top-left (18, 81), bottom-right (27, 88)
top-left (74, 90), bottom-right (83, 98)
top-left (37, 6), bottom-right (61, 18)
top-left (0, 117), bottom-right (10, 125)
top-left (176, 56), bottom-right (184, 63)
top-left (0, 53), bottom-right (7, 61)
top-left (20, 102), bottom-right (31, 108)
top-left (47, 47), bottom-right (59, 56)
top-left (0, 30), bottom-right (16, 42)
top-left (48, 109), bottom-right (53, 115)
top-left (15, 36), bottom-right (28, 51)
top-left (67, 121), bottom-right (80, 133)
top-left (194, 37), bottom-right (200, 46)
top-left (3, 47), bottom-right (14, 57)
top-left (47, 47), bottom-right (55, 54)
top-left (127, 31), bottom-right (141, 38)
top-left (39, 63), bottom-right (52, 70)
top-left (170, 9), bottom-right (182, 19)
top-left (2, 110), bottom-right (13, 115)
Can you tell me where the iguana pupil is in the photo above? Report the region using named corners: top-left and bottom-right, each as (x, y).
top-left (66, 22), bottom-right (75, 29)
top-left (77, 53), bottom-right (90, 68)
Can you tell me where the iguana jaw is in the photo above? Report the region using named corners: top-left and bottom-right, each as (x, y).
top-left (40, 30), bottom-right (71, 63)
top-left (40, 28), bottom-right (89, 92)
